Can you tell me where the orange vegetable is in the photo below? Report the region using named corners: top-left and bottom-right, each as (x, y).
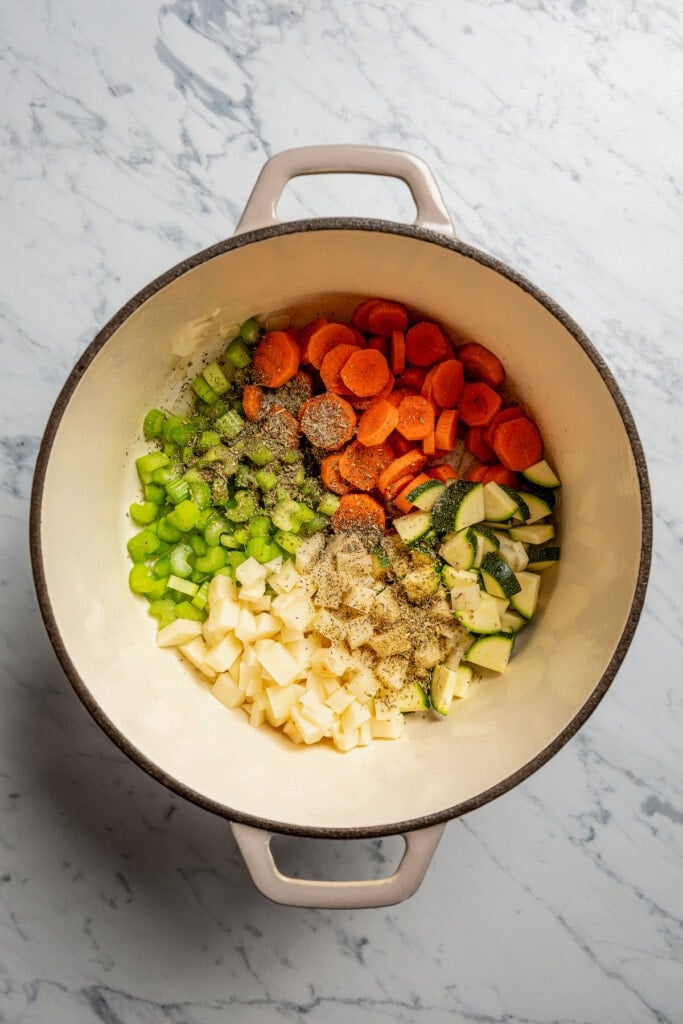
top-left (320, 452), bottom-right (354, 495)
top-left (467, 465), bottom-right (489, 482)
top-left (492, 416), bottom-right (543, 471)
top-left (381, 472), bottom-right (415, 501)
top-left (458, 382), bottom-right (503, 427)
top-left (431, 359), bottom-right (465, 409)
top-left (465, 425), bottom-right (496, 463)
top-left (366, 335), bottom-right (389, 357)
top-left (482, 406), bottom-right (524, 447)
top-left (422, 427), bottom-right (436, 456)
top-left (405, 322), bottom-right (449, 367)
top-left (356, 398), bottom-right (400, 446)
top-left (299, 393), bottom-right (356, 451)
top-left (387, 430), bottom-right (415, 457)
top-left (298, 317), bottom-right (328, 365)
top-left (434, 409), bottom-right (459, 451)
top-left (393, 472), bottom-right (431, 514)
top-left (331, 493), bottom-right (386, 533)
top-left (352, 298), bottom-right (382, 333)
top-left (391, 330), bottom-right (406, 374)
top-left (367, 300), bottom-right (409, 336)
top-left (427, 464), bottom-right (459, 482)
top-left (338, 440), bottom-right (394, 492)
top-left (458, 341), bottom-right (505, 389)
top-left (242, 384), bottom-right (264, 422)
top-left (319, 343), bottom-right (361, 394)
top-left (482, 464), bottom-right (521, 488)
top-left (377, 449), bottom-right (428, 495)
top-left (386, 387), bottom-right (419, 408)
top-left (252, 331), bottom-right (301, 388)
top-left (396, 395), bottom-right (435, 440)
top-left (397, 368), bottom-right (427, 391)
top-left (349, 375), bottom-right (394, 411)
top-left (340, 349), bottom-right (392, 398)
top-left (308, 322), bottom-right (358, 370)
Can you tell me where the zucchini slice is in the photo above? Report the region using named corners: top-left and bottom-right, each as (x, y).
top-left (431, 664), bottom-right (471, 714)
top-left (510, 571), bottom-right (541, 619)
top-left (480, 552), bottom-right (523, 599)
top-left (501, 486), bottom-right (530, 521)
top-left (439, 529), bottom-right (477, 570)
top-left (525, 545), bottom-right (561, 570)
top-left (394, 510), bottom-right (432, 545)
top-left (455, 591), bottom-right (501, 634)
top-left (470, 524), bottom-right (499, 567)
top-left (522, 459), bottom-right (561, 489)
top-left (406, 479), bottom-right (445, 511)
top-left (483, 481), bottom-right (519, 522)
top-left (396, 681), bottom-right (430, 713)
top-left (431, 481), bottom-right (485, 534)
top-left (508, 523), bottom-right (555, 545)
top-left (465, 633), bottom-right (514, 673)
top-left (514, 492), bottom-right (552, 525)
top-left (442, 565), bottom-right (478, 590)
top-left (447, 570), bottom-right (481, 613)
top-left (500, 609), bottom-right (527, 634)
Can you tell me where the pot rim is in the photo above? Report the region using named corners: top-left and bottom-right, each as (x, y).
top-left (29, 217), bottom-right (653, 840)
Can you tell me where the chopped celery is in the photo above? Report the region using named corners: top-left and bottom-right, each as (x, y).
top-left (225, 339), bottom-right (251, 369)
top-left (129, 501), bottom-right (159, 526)
top-left (149, 598), bottom-right (176, 629)
top-left (203, 513), bottom-right (230, 547)
top-left (191, 581), bottom-right (210, 610)
top-left (202, 362), bottom-right (231, 395)
top-left (271, 498), bottom-right (303, 532)
top-left (183, 467), bottom-right (204, 483)
top-left (129, 564), bottom-right (158, 594)
top-left (300, 512), bottom-right (328, 535)
top-left (191, 376), bottom-right (218, 405)
top-left (239, 317), bottom-right (261, 344)
top-left (196, 446), bottom-right (239, 473)
top-left (145, 576), bottom-right (170, 600)
top-left (197, 430), bottom-right (221, 452)
top-left (175, 600), bottom-right (206, 622)
top-left (167, 500), bottom-right (200, 532)
top-left (254, 469), bottom-right (277, 492)
top-left (214, 409), bottom-right (245, 440)
top-left (273, 530), bottom-right (302, 554)
top-left (246, 537), bottom-right (280, 563)
top-left (143, 409), bottom-right (166, 438)
top-left (156, 516), bottom-right (184, 543)
top-left (163, 442), bottom-right (179, 459)
top-left (224, 551), bottom-right (247, 573)
top-left (144, 483), bottom-right (166, 504)
top-left (153, 555), bottom-right (172, 579)
top-left (163, 416), bottom-right (195, 445)
top-left (151, 465), bottom-right (180, 486)
top-left (232, 527), bottom-right (249, 545)
top-left (248, 516), bottom-right (271, 538)
top-left (189, 534), bottom-right (208, 557)
top-left (293, 466), bottom-right (306, 487)
top-left (225, 490), bottom-right (255, 523)
top-left (295, 502), bottom-right (315, 523)
top-left (194, 547), bottom-right (226, 574)
top-left (127, 529), bottom-right (161, 563)
top-left (165, 478), bottom-right (190, 505)
top-left (169, 542), bottom-right (194, 579)
top-left (188, 480), bottom-right (212, 510)
top-left (245, 442), bottom-right (273, 467)
top-left (136, 451), bottom-right (169, 485)
top-left (219, 533), bottom-right (240, 549)
top-left (235, 465), bottom-right (256, 489)
top-left (168, 574), bottom-right (198, 597)
top-left (282, 449), bottom-right (298, 465)
top-left (318, 492), bottom-right (340, 517)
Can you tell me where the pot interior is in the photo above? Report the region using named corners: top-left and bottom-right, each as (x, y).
top-left (35, 225), bottom-right (646, 834)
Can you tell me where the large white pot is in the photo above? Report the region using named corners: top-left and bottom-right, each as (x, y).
top-left (31, 146), bottom-right (651, 908)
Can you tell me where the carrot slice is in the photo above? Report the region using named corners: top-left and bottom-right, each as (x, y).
top-left (367, 300), bottom-right (409, 336)
top-left (349, 375), bottom-right (394, 411)
top-left (242, 384), bottom-right (264, 422)
top-left (252, 331), bottom-right (300, 388)
top-left (320, 452), bottom-right (353, 495)
top-left (338, 440), bottom-right (394, 492)
top-left (390, 330), bottom-right (406, 375)
top-left (465, 425), bottom-right (496, 463)
top-left (431, 359), bottom-right (465, 409)
top-left (458, 341), bottom-right (505, 389)
top-left (331, 493), bottom-right (386, 533)
top-left (422, 427), bottom-right (436, 457)
top-left (405, 322), bottom-right (449, 367)
top-left (352, 299), bottom-right (382, 333)
top-left (366, 335), bottom-right (389, 357)
top-left (482, 464), bottom-right (521, 488)
top-left (299, 393), bottom-right (356, 450)
top-left (386, 387), bottom-right (419, 408)
top-left (396, 395), bottom-right (435, 441)
top-left (387, 430), bottom-right (415, 457)
top-left (307, 323), bottom-right (358, 370)
top-left (393, 472), bottom-right (431, 514)
top-left (428, 464), bottom-right (459, 483)
top-left (467, 465), bottom-right (489, 482)
top-left (377, 449), bottom-right (428, 495)
top-left (298, 317), bottom-right (328, 365)
top-left (340, 349), bottom-right (392, 398)
top-left (434, 409), bottom-right (459, 451)
top-left (458, 382), bottom-right (503, 427)
top-left (381, 472), bottom-right (415, 501)
top-left (351, 327), bottom-right (367, 348)
top-left (492, 416), bottom-right (543, 471)
top-left (319, 343), bottom-right (361, 394)
top-left (397, 368), bottom-right (427, 391)
top-left (482, 406), bottom-right (524, 447)
top-left (356, 398), bottom-right (400, 447)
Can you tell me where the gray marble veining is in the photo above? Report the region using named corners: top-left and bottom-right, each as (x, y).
top-left (1, 1), bottom-right (681, 1021)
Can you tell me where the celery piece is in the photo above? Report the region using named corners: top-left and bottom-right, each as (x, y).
top-left (145, 576), bottom-right (170, 600)
top-left (317, 492), bottom-right (340, 517)
top-left (153, 555), bottom-right (172, 579)
top-left (163, 442), bottom-right (179, 459)
top-left (225, 339), bottom-right (251, 369)
top-left (165, 478), bottom-right (190, 505)
top-left (235, 465), bottom-right (255, 489)
top-left (248, 516), bottom-right (271, 538)
top-left (168, 574), bottom-right (198, 597)
top-left (224, 551), bottom-right (247, 573)
top-left (191, 376), bottom-right (218, 405)
top-left (183, 467), bottom-right (203, 484)
top-left (246, 537), bottom-right (280, 563)
top-left (189, 534), bottom-right (208, 557)
top-left (191, 581), bottom-right (210, 610)
top-left (129, 501), bottom-right (160, 526)
top-left (282, 449), bottom-right (298, 465)
top-left (181, 444), bottom-right (194, 463)
top-left (239, 317), bottom-right (261, 344)
top-left (149, 598), bottom-right (176, 629)
top-left (175, 600), bottom-right (206, 622)
top-left (167, 500), bottom-right (201, 532)
top-left (271, 499), bottom-right (302, 532)
top-left (294, 502), bottom-right (315, 524)
top-left (203, 513), bottom-right (230, 547)
top-left (197, 430), bottom-right (221, 452)
top-left (127, 529), bottom-right (160, 563)
top-left (273, 530), bottom-right (302, 554)
top-left (219, 533), bottom-right (239, 549)
top-left (163, 416), bottom-right (194, 445)
top-left (197, 446), bottom-right (239, 474)
top-left (151, 465), bottom-right (180, 486)
top-left (211, 478), bottom-right (229, 505)
top-left (293, 466), bottom-right (306, 487)
top-left (195, 546), bottom-right (226, 575)
top-left (225, 490), bottom-right (255, 523)
top-left (169, 542), bottom-right (194, 579)
top-left (246, 442), bottom-right (273, 467)
top-left (136, 451), bottom-right (169, 485)
top-left (189, 480), bottom-right (212, 510)
top-left (215, 409), bottom-right (245, 440)
top-left (129, 564), bottom-right (158, 594)
top-left (300, 513), bottom-right (328, 536)
top-left (232, 528), bottom-right (249, 546)
top-left (144, 483), bottom-right (166, 504)
top-left (202, 362), bottom-right (230, 395)
top-left (157, 516), bottom-right (184, 544)
top-left (254, 469), bottom-right (277, 492)
top-left (143, 409), bottom-right (166, 438)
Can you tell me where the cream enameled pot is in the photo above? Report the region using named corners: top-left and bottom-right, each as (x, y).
top-left (31, 146), bottom-right (651, 908)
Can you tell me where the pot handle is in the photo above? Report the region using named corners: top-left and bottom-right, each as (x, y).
top-left (234, 144), bottom-right (455, 236)
top-left (231, 820), bottom-right (446, 909)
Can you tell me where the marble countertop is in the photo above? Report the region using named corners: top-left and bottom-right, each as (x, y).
top-left (2, 1), bottom-right (681, 1021)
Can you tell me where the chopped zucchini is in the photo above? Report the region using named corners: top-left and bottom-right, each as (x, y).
top-left (525, 545), bottom-right (561, 570)
top-left (439, 529), bottom-right (476, 570)
top-left (470, 524), bottom-right (499, 567)
top-left (395, 681), bottom-right (430, 712)
top-left (500, 609), bottom-right (527, 634)
top-left (483, 481), bottom-right (519, 522)
top-left (406, 479), bottom-right (445, 511)
top-left (465, 633), bottom-right (514, 673)
top-left (402, 565), bottom-right (439, 602)
top-left (508, 523), bottom-right (555, 545)
top-left (522, 459), bottom-right (561, 489)
top-left (501, 486), bottom-right (530, 521)
top-left (431, 481), bottom-right (485, 534)
top-left (510, 571), bottom-right (541, 619)
top-left (455, 591), bottom-right (501, 634)
top-left (430, 664), bottom-right (459, 716)
top-left (394, 510), bottom-right (432, 545)
top-left (480, 552), bottom-right (522, 599)
top-left (514, 492), bottom-right (553, 525)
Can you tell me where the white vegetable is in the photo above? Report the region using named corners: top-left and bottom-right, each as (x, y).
top-left (157, 619), bottom-right (203, 648)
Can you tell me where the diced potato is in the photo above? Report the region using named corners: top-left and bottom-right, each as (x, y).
top-left (357, 719), bottom-right (373, 746)
top-left (369, 628), bottom-right (411, 658)
top-left (252, 613), bottom-right (281, 639)
top-left (202, 597), bottom-right (240, 644)
top-left (208, 574), bottom-right (237, 603)
top-left (256, 642), bottom-right (300, 687)
top-left (249, 695), bottom-right (268, 728)
top-left (314, 645), bottom-right (352, 678)
top-left (290, 705), bottom-right (324, 745)
top-left (346, 667), bottom-right (380, 700)
top-left (325, 687), bottom-right (356, 715)
top-left (336, 549), bottom-right (373, 579)
top-left (235, 607), bottom-right (259, 642)
top-left (294, 534), bottom-right (325, 573)
top-left (179, 637), bottom-right (217, 679)
top-left (340, 699), bottom-right (371, 734)
top-left (212, 673), bottom-right (246, 709)
top-left (305, 672), bottom-right (330, 702)
top-left (248, 595), bottom-right (272, 613)
top-left (238, 580), bottom-right (267, 603)
top-left (269, 561), bottom-right (300, 594)
top-left (370, 711), bottom-right (405, 739)
top-left (312, 572), bottom-right (344, 609)
top-left (375, 656), bottom-right (409, 690)
top-left (313, 610), bottom-right (347, 644)
top-left (265, 683), bottom-right (305, 726)
top-left (277, 595), bottom-right (317, 632)
top-left (157, 619), bottom-right (203, 648)
top-left (333, 728), bottom-right (359, 752)
top-left (344, 582), bottom-right (377, 614)
top-left (263, 555), bottom-right (283, 576)
top-left (345, 616), bottom-right (374, 650)
top-left (236, 557), bottom-right (267, 589)
top-left (371, 588), bottom-right (401, 623)
top-left (280, 626), bottom-right (305, 644)
top-left (414, 638), bottom-right (442, 671)
top-left (287, 637), bottom-right (318, 667)
top-left (402, 566), bottom-right (439, 603)
top-left (204, 634), bottom-right (243, 673)
top-left (283, 719), bottom-right (304, 745)
top-left (299, 692), bottom-right (336, 731)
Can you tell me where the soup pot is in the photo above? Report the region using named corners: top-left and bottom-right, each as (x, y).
top-left (30, 146), bottom-right (651, 908)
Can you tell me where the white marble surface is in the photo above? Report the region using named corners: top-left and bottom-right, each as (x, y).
top-left (1, 1), bottom-right (681, 1021)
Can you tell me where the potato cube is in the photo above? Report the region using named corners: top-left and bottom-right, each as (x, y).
top-left (202, 597), bottom-right (240, 644)
top-left (290, 705), bottom-right (324, 745)
top-left (283, 719), bottom-right (304, 745)
top-left (413, 639), bottom-right (442, 671)
top-left (238, 579), bottom-right (267, 603)
top-left (256, 642), bottom-right (300, 687)
top-left (369, 628), bottom-right (411, 658)
top-left (295, 534), bottom-right (325, 573)
top-left (265, 683), bottom-right (305, 726)
top-left (157, 619), bottom-right (203, 648)
top-left (325, 687), bottom-right (356, 715)
top-left (357, 719), bottom-right (372, 746)
top-left (252, 613), bottom-right (281, 639)
top-left (179, 637), bottom-right (216, 679)
top-left (340, 699), bottom-right (371, 734)
top-left (371, 589), bottom-right (401, 623)
top-left (278, 595), bottom-right (317, 632)
top-left (249, 695), bottom-right (268, 728)
top-left (336, 549), bottom-right (373, 579)
top-left (235, 607), bottom-right (258, 643)
top-left (370, 708), bottom-right (405, 739)
top-left (375, 656), bottom-right (409, 690)
top-left (345, 616), bottom-right (374, 650)
top-left (344, 582), bottom-right (376, 614)
top-left (236, 557), bottom-right (267, 589)
top-left (204, 634), bottom-right (243, 674)
top-left (269, 561), bottom-right (300, 594)
top-left (333, 728), bottom-right (360, 752)
top-left (208, 574), bottom-right (237, 603)
top-left (313, 610), bottom-right (347, 644)
top-left (346, 668), bottom-right (380, 700)
top-left (212, 673), bottom-right (245, 709)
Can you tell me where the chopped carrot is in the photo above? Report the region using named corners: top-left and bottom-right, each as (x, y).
top-left (458, 341), bottom-right (505, 389)
top-left (492, 416), bottom-right (543, 471)
top-left (482, 406), bottom-right (524, 447)
top-left (366, 335), bottom-right (389, 357)
top-left (386, 387), bottom-right (419, 408)
top-left (320, 452), bottom-right (354, 495)
top-left (396, 395), bottom-right (435, 440)
top-left (377, 449), bottom-right (428, 495)
top-left (299, 393), bottom-right (356, 451)
top-left (356, 398), bottom-right (400, 446)
top-left (422, 427), bottom-right (436, 456)
top-left (467, 465), bottom-right (489, 482)
top-left (393, 472), bottom-right (431, 514)
top-left (340, 349), bottom-right (392, 398)
top-left (387, 430), bottom-right (415, 457)
top-left (352, 298), bottom-right (382, 333)
top-left (264, 405), bottom-right (300, 449)
top-left (252, 331), bottom-right (300, 388)
top-left (332, 493), bottom-right (386, 533)
top-left (242, 384), bottom-right (264, 422)
top-left (349, 375), bottom-right (394, 411)
top-left (405, 322), bottom-right (449, 367)
top-left (458, 382), bottom-right (503, 427)
top-left (307, 322), bottom-right (358, 370)
top-left (431, 359), bottom-right (465, 409)
top-left (465, 426), bottom-right (496, 463)
top-left (391, 330), bottom-right (406, 374)
top-left (319, 343), bottom-right (361, 394)
top-left (482, 464), bottom-right (521, 488)
top-left (351, 327), bottom-right (367, 348)
top-left (298, 317), bottom-right (328, 365)
top-left (428, 464), bottom-right (459, 482)
top-left (381, 472), bottom-right (414, 501)
top-left (367, 300), bottom-right (409, 336)
top-left (397, 368), bottom-right (427, 391)
top-left (421, 364), bottom-right (439, 401)
top-left (434, 409), bottom-right (459, 451)
top-left (338, 440), bottom-right (394, 492)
